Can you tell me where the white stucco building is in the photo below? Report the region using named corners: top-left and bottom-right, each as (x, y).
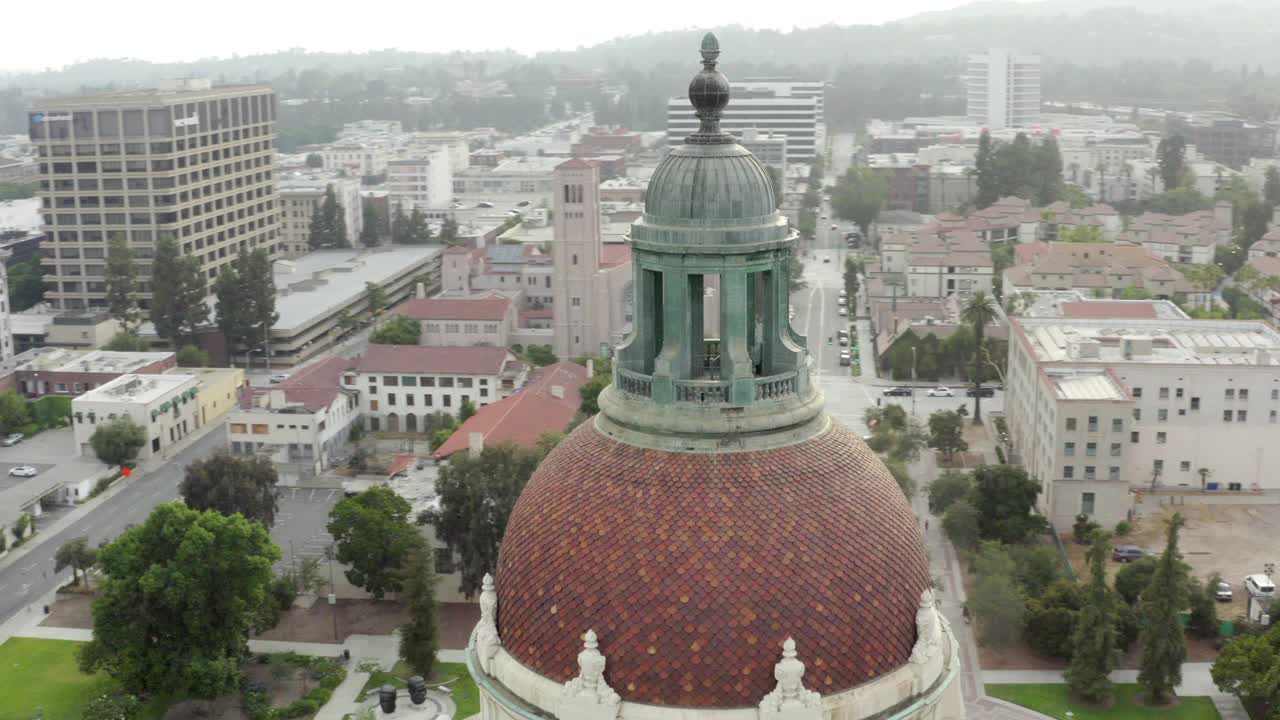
top-left (387, 147), bottom-right (453, 212)
top-left (277, 174), bottom-right (364, 258)
top-left (346, 344), bottom-right (528, 431)
top-left (1005, 309), bottom-right (1280, 530)
top-left (72, 373), bottom-right (201, 461)
top-left (965, 49), bottom-right (1041, 130)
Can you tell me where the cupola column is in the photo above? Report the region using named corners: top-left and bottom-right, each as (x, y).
top-left (651, 269), bottom-right (696, 402)
top-left (719, 269), bottom-right (756, 404)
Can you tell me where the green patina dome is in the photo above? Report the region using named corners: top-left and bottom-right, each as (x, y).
top-left (643, 143), bottom-right (778, 223)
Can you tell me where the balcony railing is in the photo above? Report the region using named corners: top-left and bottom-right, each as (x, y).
top-left (674, 379), bottom-right (731, 404)
top-left (616, 367), bottom-right (652, 398)
top-left (754, 372), bottom-right (799, 401)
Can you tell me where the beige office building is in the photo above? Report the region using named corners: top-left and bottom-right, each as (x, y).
top-left (29, 79), bottom-right (280, 310)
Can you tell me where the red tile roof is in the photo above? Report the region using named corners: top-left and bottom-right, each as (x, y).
top-left (397, 295), bottom-right (512, 322)
top-left (387, 453), bottom-right (433, 478)
top-left (1061, 301), bottom-right (1159, 319)
top-left (239, 357), bottom-right (356, 412)
top-left (444, 246), bottom-right (472, 255)
top-left (357, 344), bottom-right (510, 375)
top-left (599, 243), bottom-right (632, 268)
top-left (433, 360), bottom-right (587, 459)
top-left (1015, 240), bottom-right (1051, 265)
top-left (497, 421), bottom-right (929, 707)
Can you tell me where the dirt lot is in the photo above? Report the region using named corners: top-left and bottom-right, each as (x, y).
top-left (1064, 503), bottom-right (1279, 619)
top-left (42, 593), bottom-right (481, 649)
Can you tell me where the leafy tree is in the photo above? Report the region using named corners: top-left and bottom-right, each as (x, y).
top-left (103, 333), bottom-right (149, 352)
top-left (1239, 199), bottom-right (1271, 251)
top-left (520, 344), bottom-right (558, 367)
top-left (391, 204), bottom-right (410, 245)
top-left (1156, 134), bottom-right (1187, 191)
top-left (1068, 531), bottom-right (1120, 703)
top-left (7, 257), bottom-right (45, 311)
top-left (55, 536), bottom-right (98, 589)
top-left (439, 217), bottom-right (461, 246)
top-left (1265, 166), bottom-right (1280, 209)
top-left (308, 185), bottom-right (349, 249)
top-left (1212, 623), bottom-right (1280, 714)
top-left (0, 181), bottom-right (36, 200)
top-left (426, 443), bottom-right (545, 598)
top-left (579, 372), bottom-right (608, 415)
top-left (927, 410), bottom-right (968, 461)
top-left (458, 398), bottom-right (477, 422)
top-left (370, 315), bottom-right (422, 345)
top-left (214, 264), bottom-right (251, 366)
top-left (79, 503), bottom-right (281, 698)
top-left (243, 249), bottom-right (279, 363)
top-left (1058, 225), bottom-right (1105, 243)
top-left (175, 344), bottom-right (211, 368)
top-left (962, 291), bottom-right (999, 422)
top-left (1010, 543), bottom-right (1062, 598)
top-left (1033, 136), bottom-right (1064, 206)
top-left (1188, 573), bottom-right (1221, 640)
top-left (1073, 513), bottom-right (1102, 544)
top-left (975, 130), bottom-right (999, 209)
top-left (327, 487), bottom-right (419, 600)
top-left (942, 498), bottom-right (980, 551)
top-left (365, 282), bottom-right (387, 316)
top-left (1147, 187), bottom-right (1213, 215)
top-left (1177, 263), bottom-right (1224, 295)
top-left (831, 166), bottom-right (887, 236)
top-left (149, 237), bottom-right (209, 347)
top-left (0, 390), bottom-right (30, 434)
top-left (104, 233), bottom-right (140, 332)
top-left (1024, 578), bottom-right (1084, 658)
top-left (883, 459), bottom-right (914, 498)
top-left (398, 541), bottom-right (438, 677)
top-left (928, 470), bottom-right (971, 515)
top-left (89, 417), bottom-right (146, 467)
top-left (179, 450), bottom-right (280, 527)
top-left (1115, 555), bottom-right (1158, 605)
top-left (401, 208), bottom-right (435, 245)
top-left (1139, 513), bottom-right (1190, 705)
top-left (305, 152), bottom-right (323, 169)
top-left (82, 691), bottom-right (143, 720)
top-left (360, 203), bottom-right (383, 247)
top-left (971, 464), bottom-right (1044, 544)
top-left (764, 164), bottom-right (784, 209)
top-left (969, 549), bottom-right (1025, 646)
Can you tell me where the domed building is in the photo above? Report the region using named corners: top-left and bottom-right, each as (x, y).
top-left (465, 35), bottom-right (964, 720)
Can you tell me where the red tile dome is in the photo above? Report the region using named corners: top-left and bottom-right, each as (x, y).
top-left (495, 420), bottom-right (930, 708)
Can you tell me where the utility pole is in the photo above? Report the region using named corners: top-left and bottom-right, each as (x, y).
top-left (327, 544), bottom-right (339, 642)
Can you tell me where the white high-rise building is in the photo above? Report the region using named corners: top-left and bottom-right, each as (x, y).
top-left (966, 49), bottom-right (1041, 130)
top-left (387, 147), bottom-right (452, 212)
top-left (667, 81), bottom-right (819, 163)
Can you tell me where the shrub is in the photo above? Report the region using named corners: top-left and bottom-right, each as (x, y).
top-left (995, 445), bottom-right (1006, 463)
top-left (1114, 520), bottom-right (1133, 537)
top-left (1072, 513), bottom-right (1101, 544)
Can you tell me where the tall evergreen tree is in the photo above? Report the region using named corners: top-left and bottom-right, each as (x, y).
top-left (1156, 135), bottom-right (1188, 192)
top-left (975, 131), bottom-right (999, 209)
top-left (1067, 531), bottom-right (1119, 704)
top-left (961, 291), bottom-right (998, 422)
top-left (1265, 166), bottom-right (1280, 209)
top-left (1034, 136), bottom-right (1064, 206)
top-left (243, 250), bottom-right (279, 364)
top-left (150, 238), bottom-right (209, 347)
top-left (405, 208), bottom-right (434, 244)
top-left (360, 203), bottom-right (382, 247)
top-left (214, 265), bottom-right (251, 367)
top-left (439, 217), bottom-right (461, 246)
top-left (1138, 513), bottom-right (1190, 705)
top-left (104, 232), bottom-right (140, 332)
top-left (391, 204), bottom-right (410, 245)
top-left (308, 185), bottom-right (348, 249)
top-left (398, 542), bottom-right (438, 677)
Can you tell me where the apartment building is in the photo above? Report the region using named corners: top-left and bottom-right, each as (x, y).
top-left (1123, 204), bottom-right (1232, 265)
top-left (321, 142), bottom-right (388, 177)
top-left (345, 344), bottom-right (529, 431)
top-left (226, 357), bottom-right (359, 475)
top-left (387, 147), bottom-right (452, 212)
top-left (72, 373), bottom-right (201, 460)
top-left (1167, 112), bottom-right (1278, 170)
top-left (29, 80), bottom-right (279, 310)
top-left (1005, 241), bottom-right (1202, 305)
top-left (276, 174), bottom-right (363, 258)
top-left (966, 49), bottom-right (1041, 130)
top-left (667, 93), bottom-right (818, 163)
top-left (1005, 311), bottom-right (1280, 530)
top-left (880, 230), bottom-right (994, 299)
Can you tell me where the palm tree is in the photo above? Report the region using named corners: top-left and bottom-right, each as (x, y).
top-left (962, 291), bottom-right (999, 423)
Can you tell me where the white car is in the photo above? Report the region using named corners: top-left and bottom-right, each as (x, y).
top-left (830, 224), bottom-right (839, 231)
top-left (269, 373), bottom-right (290, 384)
top-left (1, 433), bottom-right (23, 447)
top-left (8, 465), bottom-right (38, 478)
top-left (837, 307), bottom-right (847, 317)
top-left (926, 387), bottom-right (955, 397)
top-left (1216, 581), bottom-right (1234, 602)
top-left (837, 297), bottom-right (846, 307)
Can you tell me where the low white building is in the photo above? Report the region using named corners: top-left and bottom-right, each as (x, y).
top-left (226, 357), bottom-right (360, 476)
top-left (452, 156), bottom-right (563, 196)
top-left (346, 344), bottom-right (529, 432)
top-left (277, 174), bottom-right (365, 258)
top-left (396, 293), bottom-right (519, 347)
top-left (72, 373), bottom-right (201, 461)
top-left (387, 147), bottom-right (453, 213)
top-left (1005, 312), bottom-right (1280, 531)
top-left (321, 142), bottom-right (389, 178)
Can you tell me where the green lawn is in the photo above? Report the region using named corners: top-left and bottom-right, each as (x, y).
top-left (0, 638), bottom-right (169, 720)
top-left (356, 660), bottom-right (479, 718)
top-left (987, 683), bottom-right (1222, 720)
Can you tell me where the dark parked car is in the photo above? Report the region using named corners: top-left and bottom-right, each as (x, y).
top-left (882, 387), bottom-right (913, 397)
top-left (965, 387), bottom-right (996, 397)
top-left (1112, 545), bottom-right (1145, 563)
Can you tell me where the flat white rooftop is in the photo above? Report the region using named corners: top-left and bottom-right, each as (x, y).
top-left (1051, 373), bottom-right (1127, 401)
top-left (78, 373), bottom-right (194, 405)
top-left (1018, 318), bottom-right (1280, 366)
top-left (269, 247), bottom-right (444, 333)
top-left (16, 348), bottom-right (172, 373)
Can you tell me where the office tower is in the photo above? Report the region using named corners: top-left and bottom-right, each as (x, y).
top-left (966, 49), bottom-right (1041, 129)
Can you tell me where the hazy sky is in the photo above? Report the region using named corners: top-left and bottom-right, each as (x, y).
top-left (0, 0), bottom-right (1003, 71)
